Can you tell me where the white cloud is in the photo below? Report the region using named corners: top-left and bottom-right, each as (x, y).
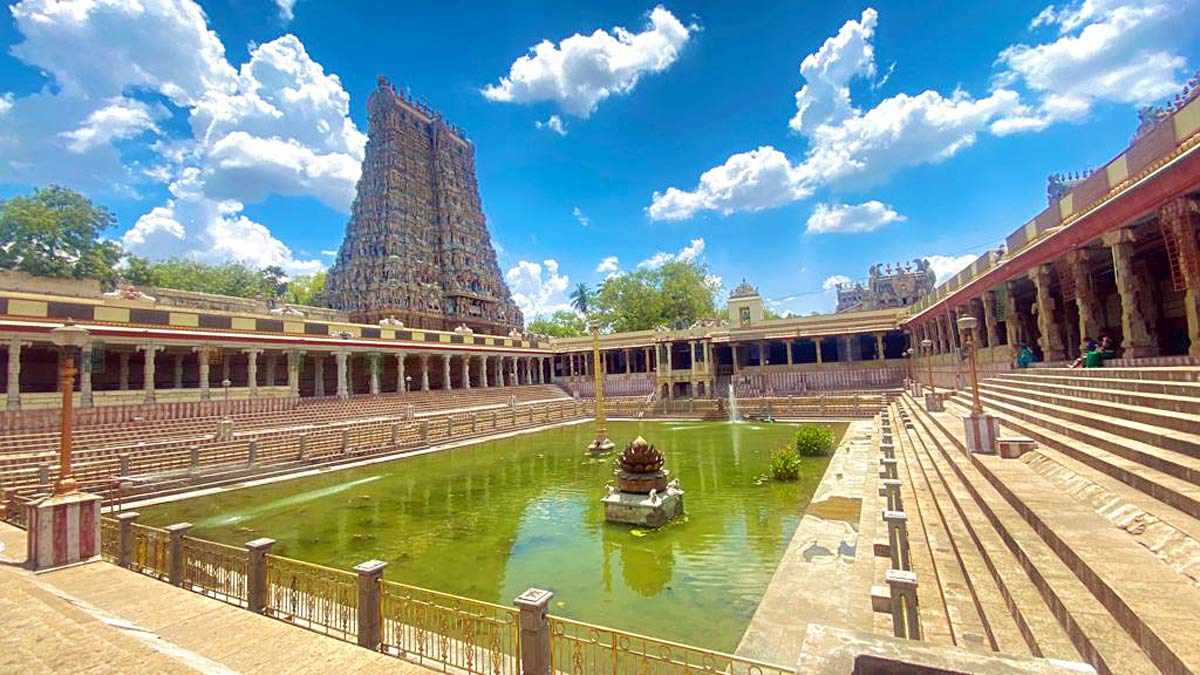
top-left (596, 256), bottom-right (619, 273)
top-left (59, 97), bottom-right (161, 153)
top-left (822, 274), bottom-right (852, 291)
top-left (0, 93), bottom-right (14, 115)
top-left (638, 237), bottom-right (705, 268)
top-left (2, 1), bottom-right (366, 271)
top-left (505, 259), bottom-right (571, 316)
top-left (790, 8), bottom-right (878, 133)
top-left (535, 114), bottom-right (568, 135)
top-left (923, 254), bottom-right (977, 284)
top-left (648, 7), bottom-right (1021, 220)
top-left (573, 206), bottom-right (590, 227)
top-left (482, 5), bottom-right (696, 118)
top-left (320, 249), bottom-right (337, 256)
top-left (275, 0), bottom-right (297, 21)
top-left (805, 200), bottom-right (905, 234)
top-left (648, 146), bottom-right (810, 220)
top-left (994, 0), bottom-right (1194, 130)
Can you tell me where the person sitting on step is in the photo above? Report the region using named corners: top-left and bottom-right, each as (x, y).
top-left (1015, 343), bottom-right (1037, 369)
top-left (1083, 335), bottom-right (1116, 368)
top-left (1068, 336), bottom-right (1099, 369)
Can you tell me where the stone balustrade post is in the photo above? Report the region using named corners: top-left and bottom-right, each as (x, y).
top-left (355, 560), bottom-right (386, 649)
top-left (119, 453), bottom-right (131, 476)
top-left (116, 511), bottom-right (140, 567)
top-left (883, 510), bottom-right (910, 571)
top-left (390, 422), bottom-right (399, 447)
top-left (881, 478), bottom-right (903, 512)
top-left (189, 446), bottom-right (200, 472)
top-left (248, 440), bottom-right (258, 467)
top-left (341, 428), bottom-right (351, 454)
top-left (165, 522), bottom-right (192, 585)
top-left (880, 456), bottom-right (898, 480)
top-left (37, 462), bottom-right (50, 493)
top-left (246, 538), bottom-right (276, 614)
top-left (886, 569), bottom-right (920, 639)
top-left (514, 588), bottom-right (554, 675)
top-left (298, 433), bottom-right (308, 461)
top-left (420, 421), bottom-right (429, 444)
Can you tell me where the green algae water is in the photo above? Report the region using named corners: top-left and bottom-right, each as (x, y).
top-left (139, 420), bottom-right (841, 652)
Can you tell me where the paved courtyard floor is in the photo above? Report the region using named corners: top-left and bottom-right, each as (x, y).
top-left (0, 524), bottom-right (433, 674)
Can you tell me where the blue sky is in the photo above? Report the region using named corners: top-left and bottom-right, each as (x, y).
top-left (0, 0), bottom-right (1196, 317)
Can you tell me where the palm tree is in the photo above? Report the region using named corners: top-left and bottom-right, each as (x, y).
top-left (570, 282), bottom-right (591, 316)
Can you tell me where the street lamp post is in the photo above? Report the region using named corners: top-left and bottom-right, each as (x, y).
top-left (586, 318), bottom-right (614, 454)
top-left (920, 339), bottom-right (933, 390)
top-left (958, 315), bottom-right (983, 414)
top-left (49, 320), bottom-right (89, 495)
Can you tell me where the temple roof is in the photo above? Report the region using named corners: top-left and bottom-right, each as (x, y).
top-left (729, 279), bottom-right (760, 299)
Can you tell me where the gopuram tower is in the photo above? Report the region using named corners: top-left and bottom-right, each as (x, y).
top-left (320, 76), bottom-right (523, 334)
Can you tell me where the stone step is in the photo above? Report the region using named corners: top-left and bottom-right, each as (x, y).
top-left (900, 397), bottom-right (1157, 674)
top-left (992, 374), bottom-right (1200, 416)
top-left (978, 384), bottom-right (1200, 474)
top-left (1023, 366), bottom-right (1200, 383)
top-left (996, 372), bottom-right (1200, 399)
top-left (963, 389), bottom-right (1200, 519)
top-left (982, 380), bottom-right (1200, 437)
top-left (891, 402), bottom-right (1079, 660)
top-left (915, 400), bottom-right (1200, 674)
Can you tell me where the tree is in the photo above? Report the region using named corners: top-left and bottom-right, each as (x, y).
top-left (527, 310), bottom-right (587, 337)
top-left (569, 282), bottom-right (592, 316)
top-left (282, 271), bottom-right (327, 305)
top-left (592, 260), bottom-right (721, 332)
top-left (0, 186), bottom-right (123, 283)
top-left (122, 257), bottom-right (281, 298)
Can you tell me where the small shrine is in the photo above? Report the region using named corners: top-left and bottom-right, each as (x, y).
top-left (602, 436), bottom-right (684, 527)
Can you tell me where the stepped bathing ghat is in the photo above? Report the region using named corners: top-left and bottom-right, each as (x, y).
top-left (3, 76), bottom-right (1200, 675)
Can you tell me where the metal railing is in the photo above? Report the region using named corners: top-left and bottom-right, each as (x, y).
top-left (547, 615), bottom-right (792, 675)
top-left (380, 580), bottom-right (520, 675)
top-left (265, 554), bottom-right (358, 641)
top-left (100, 516), bottom-right (120, 561)
top-left (128, 522), bottom-right (170, 579)
top-left (181, 537), bottom-right (249, 607)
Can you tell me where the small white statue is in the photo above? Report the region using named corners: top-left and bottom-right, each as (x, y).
top-left (604, 483), bottom-right (618, 497)
top-left (379, 315), bottom-right (404, 327)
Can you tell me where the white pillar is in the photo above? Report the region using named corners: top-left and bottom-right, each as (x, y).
top-left (265, 352), bottom-right (278, 388)
top-left (396, 352), bottom-right (407, 392)
top-left (172, 353), bottom-right (184, 389)
top-left (314, 355), bottom-right (326, 397)
top-left (139, 343), bottom-right (162, 405)
top-left (244, 348), bottom-right (262, 398)
top-left (335, 351), bottom-right (350, 398)
top-left (509, 356), bottom-right (517, 386)
top-left (441, 354), bottom-right (452, 390)
top-left (287, 349), bottom-right (302, 398)
top-left (369, 353), bottom-right (381, 395)
top-left (461, 354), bottom-right (470, 390)
top-left (195, 347), bottom-right (211, 401)
top-left (480, 355), bottom-right (489, 388)
top-left (420, 354), bottom-right (430, 391)
top-left (5, 339), bottom-right (29, 411)
top-left (79, 341), bottom-right (93, 408)
top-left (118, 351), bottom-right (130, 391)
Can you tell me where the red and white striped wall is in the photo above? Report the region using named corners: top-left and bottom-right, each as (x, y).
top-left (27, 492), bottom-right (102, 570)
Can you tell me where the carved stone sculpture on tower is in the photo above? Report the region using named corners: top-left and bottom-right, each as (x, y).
top-left (319, 75), bottom-right (523, 334)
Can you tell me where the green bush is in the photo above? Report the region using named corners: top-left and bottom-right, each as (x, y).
top-left (769, 446), bottom-right (802, 481)
top-left (794, 425), bottom-right (835, 457)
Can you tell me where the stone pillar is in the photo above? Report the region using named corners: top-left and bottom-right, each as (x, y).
top-left (514, 588), bottom-right (553, 675)
top-left (118, 351), bottom-right (130, 391)
top-left (815, 337), bottom-right (823, 364)
top-left (1161, 198), bottom-right (1200, 356)
top-left (75, 341), bottom-right (93, 408)
top-left (355, 560), bottom-right (386, 649)
top-left (624, 348), bottom-right (632, 375)
top-left (116, 511), bottom-right (140, 568)
top-left (265, 352), bottom-right (277, 388)
top-left (334, 351), bottom-right (350, 398)
top-left (981, 291), bottom-right (999, 351)
top-left (221, 353), bottom-right (232, 383)
top-left (461, 354), bottom-right (471, 390)
top-left (165, 522), bottom-right (192, 585)
top-left (286, 350), bottom-right (302, 398)
top-left (509, 356), bottom-right (518, 387)
top-left (442, 354), bottom-right (452, 390)
top-left (172, 353), bottom-right (184, 389)
top-left (1067, 249), bottom-right (1103, 350)
top-left (139, 344), bottom-right (162, 405)
top-left (314, 355), bottom-right (326, 397)
top-left (246, 538), bottom-right (275, 614)
top-left (420, 354), bottom-right (430, 391)
top-left (643, 347), bottom-right (651, 373)
top-left (875, 333), bottom-right (886, 361)
top-left (1105, 228), bottom-right (1160, 357)
top-left (933, 318), bottom-right (946, 356)
top-left (244, 348), bottom-right (261, 398)
top-left (195, 348), bottom-right (211, 401)
top-left (1028, 265), bottom-right (1066, 361)
top-left (493, 356), bottom-right (502, 388)
top-left (1004, 281), bottom-right (1021, 347)
top-left (5, 339), bottom-right (29, 411)
top-left (396, 352), bottom-right (407, 392)
top-left (785, 340), bottom-right (793, 366)
top-left (368, 353), bottom-right (381, 395)
top-left (480, 355), bottom-right (489, 388)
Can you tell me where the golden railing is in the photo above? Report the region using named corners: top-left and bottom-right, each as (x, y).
top-left (128, 522), bottom-right (169, 579)
top-left (100, 516), bottom-right (120, 561)
top-left (547, 616), bottom-right (792, 675)
top-left (182, 536), bottom-right (249, 607)
top-left (265, 554), bottom-right (358, 641)
top-left (379, 580), bottom-right (520, 675)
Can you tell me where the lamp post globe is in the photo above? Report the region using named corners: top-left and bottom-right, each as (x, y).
top-left (49, 320), bottom-right (90, 495)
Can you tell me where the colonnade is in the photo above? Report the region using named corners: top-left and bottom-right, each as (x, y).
top-left (0, 339), bottom-right (554, 410)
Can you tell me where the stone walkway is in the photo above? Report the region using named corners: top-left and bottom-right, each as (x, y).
top-left (0, 524), bottom-right (432, 674)
top-left (736, 420), bottom-right (878, 665)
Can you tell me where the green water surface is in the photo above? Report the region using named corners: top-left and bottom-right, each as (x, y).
top-left (139, 421), bottom-right (841, 652)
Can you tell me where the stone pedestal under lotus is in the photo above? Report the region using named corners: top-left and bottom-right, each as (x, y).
top-left (602, 436), bottom-right (684, 528)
